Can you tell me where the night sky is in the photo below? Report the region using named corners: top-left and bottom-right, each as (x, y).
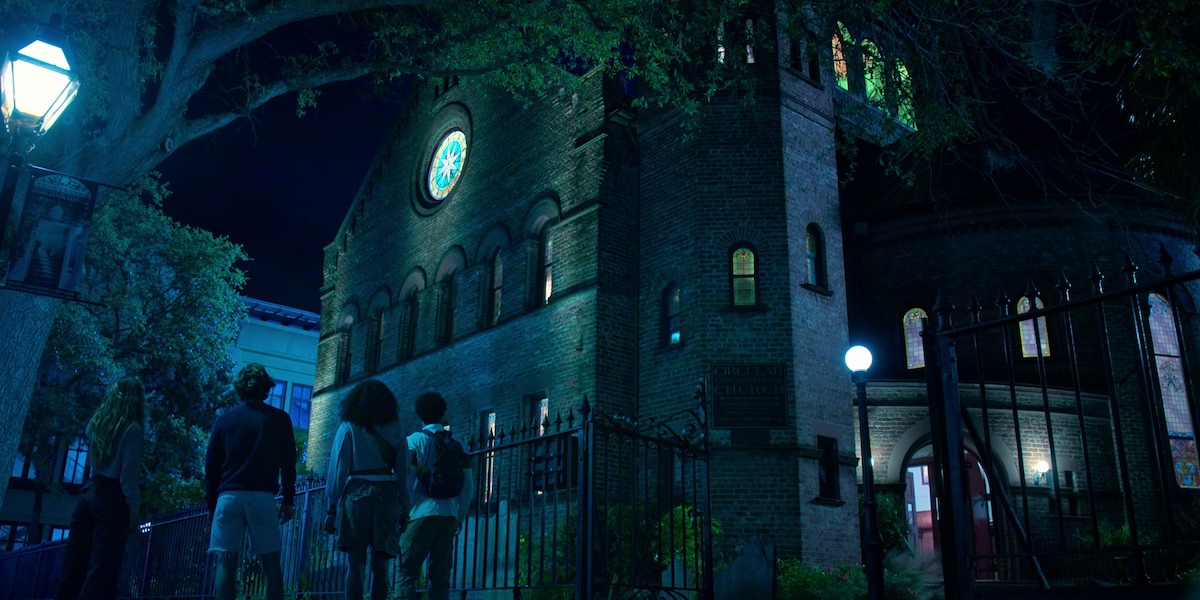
top-left (157, 80), bottom-right (401, 314)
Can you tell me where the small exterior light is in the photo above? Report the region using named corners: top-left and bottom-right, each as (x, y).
top-left (1033, 460), bottom-right (1051, 485)
top-left (845, 345), bottom-right (873, 373)
top-left (1, 36), bottom-right (81, 138)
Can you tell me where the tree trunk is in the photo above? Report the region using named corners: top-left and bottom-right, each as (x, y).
top-left (0, 292), bottom-right (58, 506)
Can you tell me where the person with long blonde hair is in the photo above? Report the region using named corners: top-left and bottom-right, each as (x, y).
top-left (55, 377), bottom-right (146, 600)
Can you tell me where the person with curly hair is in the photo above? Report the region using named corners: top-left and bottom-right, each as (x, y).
top-left (324, 379), bottom-right (410, 600)
top-left (205, 363), bottom-right (297, 600)
top-left (55, 377), bottom-right (146, 600)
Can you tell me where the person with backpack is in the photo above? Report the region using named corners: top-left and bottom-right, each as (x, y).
top-left (397, 391), bottom-right (474, 600)
top-left (323, 380), bottom-right (411, 600)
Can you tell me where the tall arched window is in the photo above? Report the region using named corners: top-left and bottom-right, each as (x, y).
top-left (336, 313), bottom-right (354, 385)
top-left (490, 249), bottom-right (503, 325)
top-left (861, 39), bottom-right (885, 105)
top-left (831, 24), bottom-right (850, 90)
top-left (366, 309), bottom-right (384, 373)
top-left (731, 245), bottom-right (757, 306)
top-left (399, 293), bottom-right (417, 360)
top-left (663, 284), bottom-right (682, 346)
top-left (1148, 293), bottom-right (1199, 488)
top-left (541, 229), bottom-right (554, 304)
top-left (805, 224), bottom-right (827, 288)
top-left (896, 61), bottom-right (915, 128)
top-left (1017, 296), bottom-right (1050, 358)
top-left (904, 308), bottom-right (927, 369)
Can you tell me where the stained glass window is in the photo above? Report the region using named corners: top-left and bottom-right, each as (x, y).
top-left (426, 130), bottom-right (467, 201)
top-left (904, 308), bottom-right (927, 369)
top-left (862, 39), bottom-right (885, 105)
top-left (1017, 296), bottom-right (1050, 358)
top-left (831, 25), bottom-right (850, 90)
top-left (732, 246), bottom-right (757, 306)
top-left (1148, 293), bottom-right (1199, 488)
top-left (897, 62), bottom-right (916, 129)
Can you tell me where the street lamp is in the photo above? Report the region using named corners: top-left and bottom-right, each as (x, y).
top-left (0, 21), bottom-right (80, 262)
top-left (2, 29), bottom-right (81, 153)
top-left (846, 345), bottom-right (884, 600)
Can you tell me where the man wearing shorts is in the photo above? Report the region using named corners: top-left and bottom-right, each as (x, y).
top-left (205, 363), bottom-right (297, 600)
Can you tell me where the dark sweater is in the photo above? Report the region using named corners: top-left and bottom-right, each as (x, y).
top-left (205, 401), bottom-right (297, 512)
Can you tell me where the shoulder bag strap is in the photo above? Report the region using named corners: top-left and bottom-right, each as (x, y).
top-left (365, 426), bottom-right (398, 469)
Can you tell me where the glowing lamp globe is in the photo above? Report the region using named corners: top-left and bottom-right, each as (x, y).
top-left (845, 345), bottom-right (873, 373)
top-left (1, 38), bottom-right (80, 136)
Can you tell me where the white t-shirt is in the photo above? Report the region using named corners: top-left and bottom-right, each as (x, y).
top-left (406, 424), bottom-right (474, 522)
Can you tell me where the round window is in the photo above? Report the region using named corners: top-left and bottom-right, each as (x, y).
top-left (426, 129), bottom-right (467, 202)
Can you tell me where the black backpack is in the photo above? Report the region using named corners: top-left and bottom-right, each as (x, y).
top-left (416, 429), bottom-right (468, 499)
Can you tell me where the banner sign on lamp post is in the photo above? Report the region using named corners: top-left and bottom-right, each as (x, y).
top-left (0, 166), bottom-right (98, 301)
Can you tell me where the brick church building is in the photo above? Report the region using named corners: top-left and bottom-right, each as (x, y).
top-left (305, 7), bottom-right (1200, 587)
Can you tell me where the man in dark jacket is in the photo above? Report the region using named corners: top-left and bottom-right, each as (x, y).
top-left (205, 363), bottom-right (296, 600)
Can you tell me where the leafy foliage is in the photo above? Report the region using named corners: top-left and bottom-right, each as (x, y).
top-left (24, 175), bottom-right (246, 517)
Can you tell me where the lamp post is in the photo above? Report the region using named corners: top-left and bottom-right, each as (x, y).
top-left (846, 345), bottom-right (884, 600)
top-left (0, 21), bottom-right (80, 255)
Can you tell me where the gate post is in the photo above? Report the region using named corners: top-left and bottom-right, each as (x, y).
top-left (923, 305), bottom-right (975, 598)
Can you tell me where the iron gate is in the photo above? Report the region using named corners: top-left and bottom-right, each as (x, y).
top-left (922, 249), bottom-right (1200, 597)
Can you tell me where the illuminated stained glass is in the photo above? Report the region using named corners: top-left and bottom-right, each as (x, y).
top-left (862, 39), bottom-right (885, 105)
top-left (1017, 296), bottom-right (1050, 358)
top-left (427, 130), bottom-right (467, 201)
top-left (897, 62), bottom-right (916, 129)
top-left (904, 308), bottom-right (927, 369)
top-left (1148, 293), bottom-right (1199, 488)
top-left (831, 27), bottom-right (849, 90)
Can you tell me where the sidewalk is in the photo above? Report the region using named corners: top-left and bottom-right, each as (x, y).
top-left (974, 581), bottom-right (1194, 599)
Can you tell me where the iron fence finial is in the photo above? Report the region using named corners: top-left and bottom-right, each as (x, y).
top-left (995, 287), bottom-right (1011, 317)
top-left (1089, 261), bottom-right (1105, 295)
top-left (1057, 271), bottom-right (1072, 303)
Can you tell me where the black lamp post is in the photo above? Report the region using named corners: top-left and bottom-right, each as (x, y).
top-left (0, 23), bottom-right (81, 248)
top-left (846, 344), bottom-right (884, 600)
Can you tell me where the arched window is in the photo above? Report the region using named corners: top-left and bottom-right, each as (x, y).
top-left (904, 308), bottom-right (927, 369)
top-left (663, 284), bottom-right (682, 346)
top-left (399, 293), bottom-right (417, 360)
top-left (336, 313), bottom-right (354, 385)
top-left (861, 39), bottom-right (885, 105)
top-left (896, 61), bottom-right (915, 128)
top-left (1148, 293), bottom-right (1199, 488)
top-left (805, 224), bottom-right (827, 288)
top-left (366, 309), bottom-right (385, 373)
top-left (436, 278), bottom-right (455, 346)
top-left (1017, 296), bottom-right (1050, 358)
top-left (831, 24), bottom-right (850, 90)
top-left (541, 229), bottom-right (554, 304)
top-left (489, 249), bottom-right (504, 325)
top-left (731, 245), bottom-right (757, 306)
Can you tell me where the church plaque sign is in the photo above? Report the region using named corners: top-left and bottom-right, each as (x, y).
top-left (710, 363), bottom-right (788, 429)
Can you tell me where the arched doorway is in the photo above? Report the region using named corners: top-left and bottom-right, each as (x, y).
top-left (904, 445), bottom-right (999, 579)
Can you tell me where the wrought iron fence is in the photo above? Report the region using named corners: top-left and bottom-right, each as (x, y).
top-left (0, 397), bottom-right (713, 600)
top-left (923, 250), bottom-right (1200, 597)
